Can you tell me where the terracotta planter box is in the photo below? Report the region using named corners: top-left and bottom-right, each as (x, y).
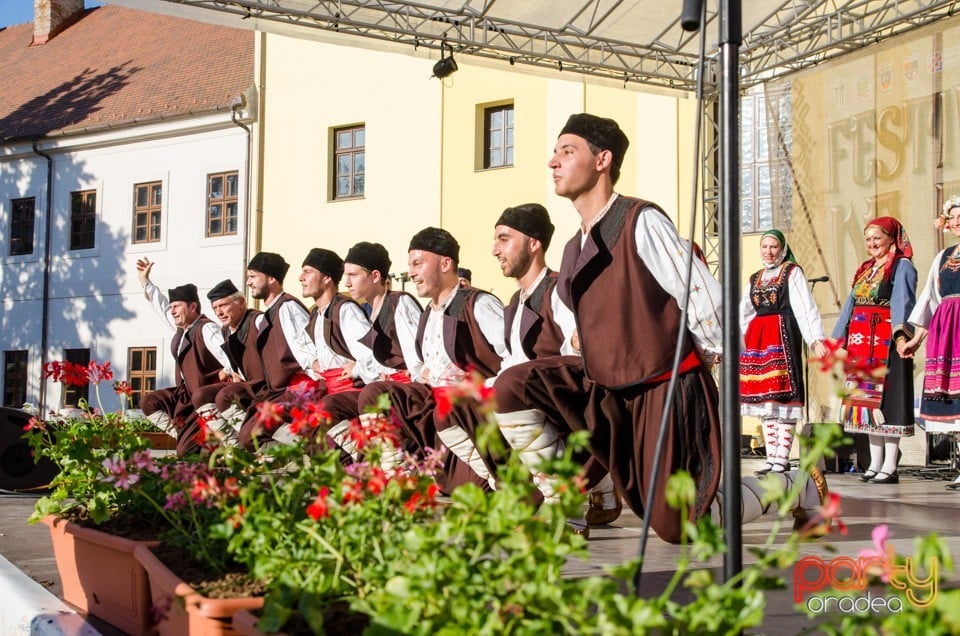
top-left (42, 515), bottom-right (159, 636)
top-left (142, 431), bottom-right (177, 450)
top-left (134, 544), bottom-right (264, 636)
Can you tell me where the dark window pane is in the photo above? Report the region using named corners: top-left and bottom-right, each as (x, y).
top-left (210, 176), bottom-right (223, 200)
top-left (136, 186), bottom-right (148, 207)
top-left (226, 174), bottom-right (238, 196)
top-left (152, 185), bottom-right (161, 205)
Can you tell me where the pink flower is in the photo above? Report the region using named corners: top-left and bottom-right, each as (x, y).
top-left (857, 524), bottom-right (891, 582)
top-left (101, 455), bottom-right (139, 490)
top-left (22, 417), bottom-right (45, 432)
top-left (799, 491), bottom-right (848, 537)
top-left (86, 361), bottom-right (113, 384)
top-left (164, 491), bottom-right (187, 510)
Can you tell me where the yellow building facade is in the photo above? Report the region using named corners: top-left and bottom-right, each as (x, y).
top-left (256, 32), bottom-right (700, 302)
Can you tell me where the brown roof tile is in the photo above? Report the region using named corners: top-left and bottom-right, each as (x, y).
top-left (0, 5), bottom-right (253, 142)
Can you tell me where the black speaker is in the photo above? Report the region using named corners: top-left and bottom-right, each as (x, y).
top-left (0, 407), bottom-right (58, 491)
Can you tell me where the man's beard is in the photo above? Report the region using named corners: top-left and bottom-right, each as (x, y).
top-left (504, 249), bottom-right (533, 279)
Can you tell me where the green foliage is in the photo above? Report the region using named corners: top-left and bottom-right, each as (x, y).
top-left (25, 401), bottom-right (156, 525)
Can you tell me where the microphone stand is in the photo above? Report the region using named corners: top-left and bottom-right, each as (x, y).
top-left (804, 277), bottom-right (826, 426)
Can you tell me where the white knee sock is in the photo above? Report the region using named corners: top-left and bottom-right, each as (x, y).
top-left (775, 420), bottom-right (795, 466)
top-left (590, 472), bottom-right (618, 509)
top-left (881, 437), bottom-right (900, 475)
top-left (271, 422), bottom-right (297, 445)
top-left (358, 413), bottom-right (403, 470)
top-left (761, 417), bottom-right (778, 464)
top-left (436, 425), bottom-right (496, 489)
top-left (711, 471), bottom-right (821, 525)
top-left (495, 409), bottom-right (564, 502)
top-left (867, 435), bottom-right (884, 473)
top-left (327, 419), bottom-right (359, 461)
top-left (146, 411), bottom-right (177, 438)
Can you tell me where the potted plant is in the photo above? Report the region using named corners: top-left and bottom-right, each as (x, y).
top-left (25, 360), bottom-right (166, 635)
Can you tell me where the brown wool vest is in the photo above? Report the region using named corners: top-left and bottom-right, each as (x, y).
top-left (222, 309), bottom-right (265, 383)
top-left (171, 315), bottom-right (223, 394)
top-left (306, 294), bottom-right (365, 362)
top-left (359, 291), bottom-right (423, 369)
top-left (503, 270), bottom-right (566, 360)
top-left (415, 288), bottom-right (502, 379)
top-left (255, 293), bottom-right (308, 391)
top-left (557, 196), bottom-right (692, 389)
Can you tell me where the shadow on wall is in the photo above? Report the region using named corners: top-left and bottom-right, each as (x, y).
top-left (0, 64), bottom-right (145, 404)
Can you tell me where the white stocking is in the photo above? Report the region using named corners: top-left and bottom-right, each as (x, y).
top-left (327, 419), bottom-right (359, 461)
top-left (494, 409), bottom-right (564, 502)
top-left (881, 437), bottom-right (900, 475)
top-left (775, 419), bottom-right (795, 465)
top-left (867, 435), bottom-right (884, 473)
top-left (146, 411), bottom-right (177, 438)
top-left (710, 471), bottom-right (822, 524)
top-left (437, 425), bottom-right (496, 489)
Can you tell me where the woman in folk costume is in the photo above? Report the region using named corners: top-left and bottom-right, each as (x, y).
top-left (831, 216), bottom-right (917, 485)
top-left (900, 196), bottom-right (960, 490)
top-left (740, 230), bottom-right (829, 476)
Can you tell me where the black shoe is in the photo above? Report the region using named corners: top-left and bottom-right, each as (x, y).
top-left (870, 471), bottom-right (899, 484)
top-left (945, 482), bottom-right (960, 491)
top-left (858, 470), bottom-right (878, 482)
top-left (754, 463), bottom-right (775, 477)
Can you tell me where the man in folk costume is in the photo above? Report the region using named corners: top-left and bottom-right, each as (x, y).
top-left (492, 114), bottom-right (825, 544)
top-left (285, 248), bottom-right (381, 444)
top-left (216, 252), bottom-right (314, 449)
top-left (206, 279), bottom-right (262, 384)
top-left (423, 203), bottom-right (618, 525)
top-left (356, 227), bottom-right (508, 492)
top-left (326, 242), bottom-right (424, 457)
top-left (197, 279), bottom-right (264, 441)
top-left (136, 258), bottom-right (231, 455)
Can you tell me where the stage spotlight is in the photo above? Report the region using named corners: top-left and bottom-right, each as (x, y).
top-left (431, 42), bottom-right (458, 79)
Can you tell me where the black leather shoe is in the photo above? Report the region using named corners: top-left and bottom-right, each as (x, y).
top-left (754, 463), bottom-right (775, 477)
top-left (858, 470), bottom-right (878, 482)
top-left (945, 482), bottom-right (960, 491)
top-left (870, 471), bottom-right (899, 484)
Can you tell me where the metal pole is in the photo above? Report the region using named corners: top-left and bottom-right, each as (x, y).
top-left (719, 0), bottom-right (743, 583)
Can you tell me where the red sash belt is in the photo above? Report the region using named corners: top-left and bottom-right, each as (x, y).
top-left (287, 371), bottom-right (320, 393)
top-left (321, 368), bottom-right (357, 394)
top-left (386, 371), bottom-right (410, 383)
top-left (644, 350), bottom-right (702, 385)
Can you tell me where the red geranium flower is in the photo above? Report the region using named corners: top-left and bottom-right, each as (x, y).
top-left (307, 486), bottom-right (331, 520)
top-left (255, 401), bottom-right (284, 431)
top-left (113, 380), bottom-right (133, 396)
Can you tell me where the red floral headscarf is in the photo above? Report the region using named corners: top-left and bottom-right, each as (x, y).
top-left (853, 216), bottom-right (913, 284)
